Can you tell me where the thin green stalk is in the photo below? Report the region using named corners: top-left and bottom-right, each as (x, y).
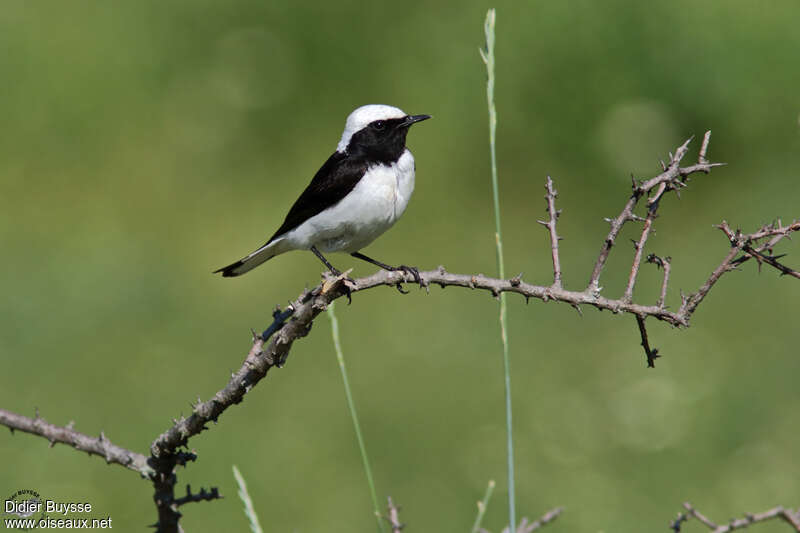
top-left (232, 465), bottom-right (264, 533)
top-left (471, 480), bottom-right (496, 533)
top-left (328, 302), bottom-right (386, 533)
top-left (480, 8), bottom-right (516, 533)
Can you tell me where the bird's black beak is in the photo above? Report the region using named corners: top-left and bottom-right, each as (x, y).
top-left (398, 114), bottom-right (431, 128)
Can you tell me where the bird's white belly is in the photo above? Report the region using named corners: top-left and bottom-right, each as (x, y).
top-left (284, 149), bottom-right (415, 253)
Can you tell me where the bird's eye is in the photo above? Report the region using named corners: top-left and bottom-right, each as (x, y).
top-left (372, 120), bottom-right (386, 131)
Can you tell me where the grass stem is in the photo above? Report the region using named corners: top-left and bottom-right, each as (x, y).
top-left (328, 302), bottom-right (386, 533)
top-left (471, 480), bottom-right (497, 533)
top-left (232, 465), bottom-right (264, 533)
top-left (480, 8), bottom-right (517, 533)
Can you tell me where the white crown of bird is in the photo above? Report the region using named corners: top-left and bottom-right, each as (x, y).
top-left (337, 104), bottom-right (407, 153)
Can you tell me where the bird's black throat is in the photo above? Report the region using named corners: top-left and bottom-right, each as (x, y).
top-left (345, 117), bottom-right (411, 165)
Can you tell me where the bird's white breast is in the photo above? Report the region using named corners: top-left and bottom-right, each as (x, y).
top-left (282, 149), bottom-right (416, 253)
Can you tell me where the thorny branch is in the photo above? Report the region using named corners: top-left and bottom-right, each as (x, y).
top-left (635, 315), bottom-right (660, 368)
top-left (588, 132), bottom-right (721, 296)
top-left (508, 507), bottom-right (563, 533)
top-left (387, 497), bottom-right (404, 533)
top-left (476, 506), bottom-right (563, 533)
top-left (0, 408), bottom-right (153, 477)
top-left (671, 502), bottom-right (800, 532)
top-left (647, 254), bottom-right (672, 309)
top-left (1, 133), bottom-right (799, 532)
top-left (538, 176), bottom-right (563, 289)
top-left (174, 485), bottom-right (222, 507)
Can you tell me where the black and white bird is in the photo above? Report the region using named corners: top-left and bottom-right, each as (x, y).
top-left (215, 104), bottom-right (430, 284)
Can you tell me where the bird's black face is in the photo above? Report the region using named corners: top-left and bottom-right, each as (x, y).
top-left (347, 114), bottom-right (430, 163)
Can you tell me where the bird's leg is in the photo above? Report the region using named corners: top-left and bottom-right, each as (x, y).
top-left (311, 246), bottom-right (352, 303)
top-left (311, 246), bottom-right (340, 275)
top-left (350, 252), bottom-right (422, 293)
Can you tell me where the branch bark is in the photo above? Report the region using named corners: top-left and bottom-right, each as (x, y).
top-left (672, 502), bottom-right (800, 532)
top-left (0, 408), bottom-right (152, 477)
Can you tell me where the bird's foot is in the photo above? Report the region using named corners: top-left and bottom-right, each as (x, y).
top-left (391, 265), bottom-right (422, 294)
top-left (322, 269), bottom-right (356, 304)
top-left (343, 284), bottom-right (353, 304)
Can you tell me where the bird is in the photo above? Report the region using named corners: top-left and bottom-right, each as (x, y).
top-left (214, 104), bottom-right (430, 288)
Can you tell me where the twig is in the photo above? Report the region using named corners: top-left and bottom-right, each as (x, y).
top-left (716, 220), bottom-right (800, 279)
top-left (386, 497), bottom-right (404, 533)
top-left (150, 297), bottom-right (309, 458)
top-left (635, 315), bottom-right (660, 368)
top-left (498, 507), bottom-right (563, 533)
top-left (174, 484), bottom-right (221, 507)
top-left (587, 134), bottom-right (723, 295)
top-left (674, 502), bottom-right (800, 532)
top-left (538, 177), bottom-right (563, 288)
top-left (647, 254), bottom-right (672, 308)
top-left (623, 178), bottom-right (670, 302)
top-left (517, 507), bottom-right (564, 532)
top-left (0, 408), bottom-right (152, 477)
top-left (679, 220), bottom-right (800, 318)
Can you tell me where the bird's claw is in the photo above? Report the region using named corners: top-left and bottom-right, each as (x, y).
top-left (392, 265), bottom-right (422, 294)
top-left (343, 284), bottom-right (353, 304)
top-left (397, 265), bottom-right (422, 285)
top-left (322, 269), bottom-right (356, 304)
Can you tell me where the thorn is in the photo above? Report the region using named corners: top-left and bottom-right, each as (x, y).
top-left (510, 273), bottom-right (523, 286)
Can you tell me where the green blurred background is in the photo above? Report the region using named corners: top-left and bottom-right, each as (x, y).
top-left (1, 1), bottom-right (799, 531)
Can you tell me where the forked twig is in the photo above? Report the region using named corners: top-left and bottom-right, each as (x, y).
top-left (671, 501), bottom-right (800, 532)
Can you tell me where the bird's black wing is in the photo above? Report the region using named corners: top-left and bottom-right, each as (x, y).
top-left (265, 151), bottom-right (368, 244)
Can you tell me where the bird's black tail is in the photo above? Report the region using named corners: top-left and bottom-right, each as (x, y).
top-left (214, 239), bottom-right (281, 277)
